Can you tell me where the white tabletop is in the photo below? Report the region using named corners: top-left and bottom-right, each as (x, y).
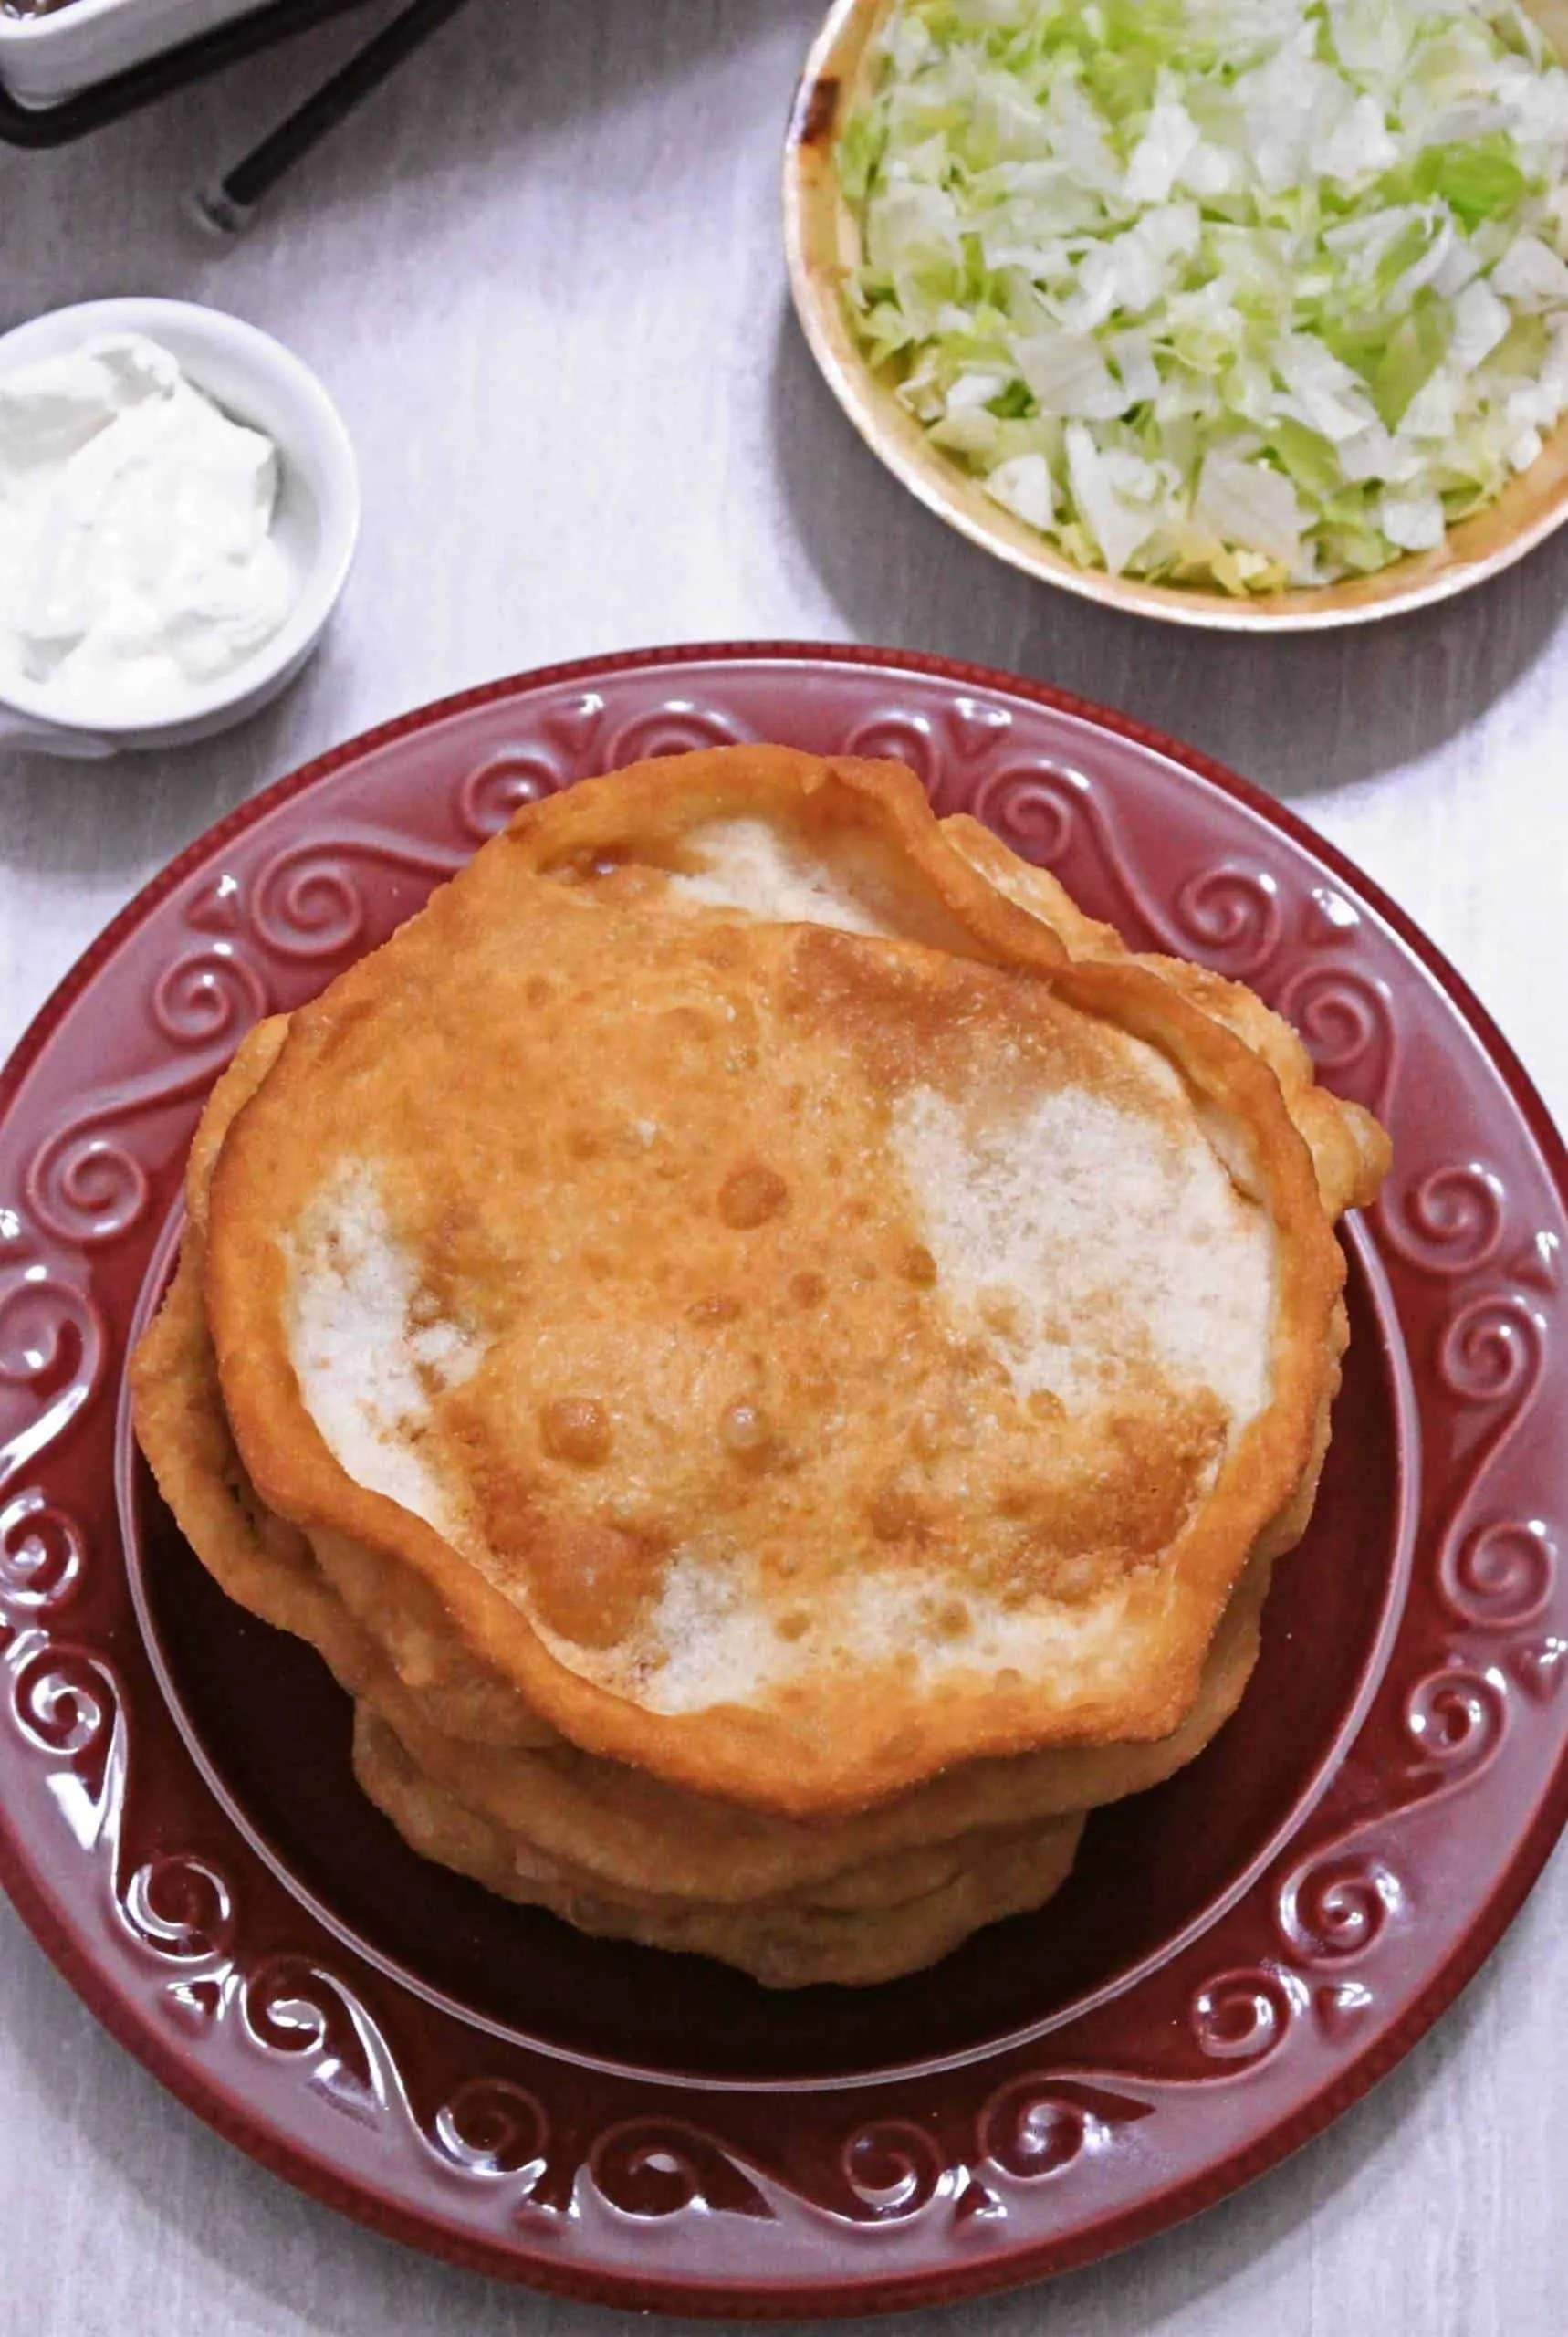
top-left (1, 5), bottom-right (1565, 2333)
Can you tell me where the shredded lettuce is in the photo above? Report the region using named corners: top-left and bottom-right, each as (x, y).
top-left (840, 0), bottom-right (1568, 592)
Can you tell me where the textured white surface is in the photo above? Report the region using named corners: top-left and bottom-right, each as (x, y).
top-left (893, 1078), bottom-right (1272, 1420)
top-left (671, 813), bottom-right (895, 931)
top-left (0, 4), bottom-right (1565, 2333)
top-left (287, 1161), bottom-right (477, 1538)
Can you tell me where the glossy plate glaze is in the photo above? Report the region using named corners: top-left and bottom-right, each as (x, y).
top-left (0, 645), bottom-right (1564, 2317)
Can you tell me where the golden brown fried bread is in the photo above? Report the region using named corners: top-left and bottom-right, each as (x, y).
top-left (941, 818), bottom-right (1388, 1220)
top-left (193, 747), bottom-right (1371, 1815)
top-left (131, 744), bottom-right (1386, 1983)
top-left (137, 1221), bottom-right (1255, 1922)
top-left (132, 1020), bottom-right (559, 1751)
top-left (351, 1708), bottom-right (1086, 1990)
top-left (136, 1034), bottom-right (1279, 1904)
top-left (136, 1233), bottom-right (1270, 1905)
top-left (338, 1560), bottom-right (1267, 1903)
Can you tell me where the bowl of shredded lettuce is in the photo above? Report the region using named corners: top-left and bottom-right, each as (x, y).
top-left (784, 0), bottom-right (1568, 627)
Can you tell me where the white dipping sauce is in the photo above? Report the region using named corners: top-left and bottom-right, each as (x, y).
top-left (0, 332), bottom-right (297, 720)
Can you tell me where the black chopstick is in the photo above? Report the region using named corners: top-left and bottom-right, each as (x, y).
top-left (193, 0), bottom-right (476, 234)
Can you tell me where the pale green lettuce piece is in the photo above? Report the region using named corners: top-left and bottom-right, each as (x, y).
top-left (985, 449), bottom-right (1056, 524)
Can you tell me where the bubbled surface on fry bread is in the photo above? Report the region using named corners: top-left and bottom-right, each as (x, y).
top-left (185, 748), bottom-right (1370, 1816)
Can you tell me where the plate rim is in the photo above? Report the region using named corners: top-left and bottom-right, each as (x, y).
top-left (1, 637), bottom-right (1565, 2318)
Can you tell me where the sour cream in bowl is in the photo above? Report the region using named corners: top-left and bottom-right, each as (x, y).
top-left (0, 299), bottom-right (359, 758)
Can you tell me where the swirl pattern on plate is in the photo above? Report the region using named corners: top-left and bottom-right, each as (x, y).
top-left (0, 650), bottom-right (1561, 2309)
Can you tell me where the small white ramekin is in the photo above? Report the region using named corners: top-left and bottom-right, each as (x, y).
top-left (0, 297), bottom-right (360, 760)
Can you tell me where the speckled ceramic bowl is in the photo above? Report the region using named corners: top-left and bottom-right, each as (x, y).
top-left (783, 0), bottom-right (1568, 634)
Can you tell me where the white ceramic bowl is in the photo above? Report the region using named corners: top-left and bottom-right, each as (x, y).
top-left (0, 297), bottom-right (360, 759)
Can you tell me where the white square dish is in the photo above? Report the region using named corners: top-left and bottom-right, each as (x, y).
top-left (0, 0), bottom-right (271, 108)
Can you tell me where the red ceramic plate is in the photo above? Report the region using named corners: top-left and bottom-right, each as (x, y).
top-left (1, 645), bottom-right (1565, 2318)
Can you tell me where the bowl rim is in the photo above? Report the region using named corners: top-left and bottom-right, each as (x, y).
top-left (0, 295), bottom-right (361, 736)
top-left (781, 0), bottom-right (1568, 635)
